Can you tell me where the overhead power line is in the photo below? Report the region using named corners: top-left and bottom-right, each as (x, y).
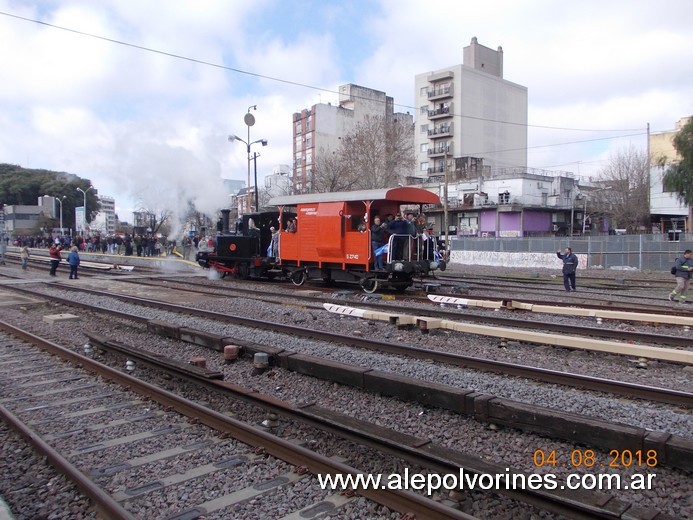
top-left (1, 10), bottom-right (649, 135)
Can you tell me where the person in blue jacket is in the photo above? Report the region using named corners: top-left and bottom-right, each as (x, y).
top-left (668, 249), bottom-right (693, 302)
top-left (557, 247), bottom-right (578, 292)
top-left (67, 246), bottom-right (81, 279)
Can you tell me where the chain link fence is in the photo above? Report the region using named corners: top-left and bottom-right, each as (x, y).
top-left (449, 233), bottom-right (693, 271)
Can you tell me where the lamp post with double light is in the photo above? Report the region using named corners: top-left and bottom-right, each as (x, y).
top-left (76, 186), bottom-right (93, 235)
top-left (228, 134), bottom-right (268, 212)
top-left (44, 195), bottom-right (65, 235)
top-left (228, 105), bottom-right (265, 213)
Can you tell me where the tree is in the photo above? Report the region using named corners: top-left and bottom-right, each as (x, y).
top-left (596, 146), bottom-right (650, 232)
top-left (0, 163), bottom-right (100, 230)
top-left (311, 148), bottom-right (359, 193)
top-left (662, 118), bottom-right (693, 222)
top-left (310, 115), bottom-right (415, 193)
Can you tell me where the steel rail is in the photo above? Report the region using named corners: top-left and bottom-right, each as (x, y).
top-left (4, 284), bottom-right (691, 406)
top-left (121, 277), bottom-right (693, 348)
top-left (83, 333), bottom-right (672, 520)
top-left (0, 320), bottom-right (473, 520)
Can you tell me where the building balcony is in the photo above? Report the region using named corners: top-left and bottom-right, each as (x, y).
top-left (427, 103), bottom-right (453, 120)
top-left (427, 85), bottom-right (453, 100)
top-left (427, 123), bottom-right (453, 138)
top-left (427, 144), bottom-right (452, 158)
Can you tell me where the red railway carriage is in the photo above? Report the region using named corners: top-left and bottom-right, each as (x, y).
top-left (270, 187), bottom-right (444, 292)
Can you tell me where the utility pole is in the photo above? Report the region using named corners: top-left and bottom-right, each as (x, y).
top-left (443, 150), bottom-right (450, 255)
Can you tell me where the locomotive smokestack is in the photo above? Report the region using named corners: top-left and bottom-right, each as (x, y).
top-left (221, 209), bottom-right (230, 234)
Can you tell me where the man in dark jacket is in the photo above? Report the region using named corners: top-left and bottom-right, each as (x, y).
top-left (370, 216), bottom-right (387, 269)
top-left (668, 249), bottom-right (693, 303)
top-left (557, 247), bottom-right (579, 292)
top-left (387, 213), bottom-right (410, 260)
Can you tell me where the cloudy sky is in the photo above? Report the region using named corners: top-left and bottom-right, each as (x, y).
top-left (1, 0), bottom-right (692, 222)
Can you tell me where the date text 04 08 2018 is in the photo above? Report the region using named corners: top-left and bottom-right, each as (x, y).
top-left (533, 449), bottom-right (659, 468)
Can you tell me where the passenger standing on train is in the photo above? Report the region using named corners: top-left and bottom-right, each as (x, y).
top-left (556, 247), bottom-right (578, 292)
top-left (248, 218), bottom-right (259, 237)
top-left (48, 243), bottom-right (62, 276)
top-left (269, 227), bottom-right (279, 258)
top-left (370, 216), bottom-right (387, 269)
top-left (405, 213), bottom-right (418, 237)
top-left (668, 249), bottom-right (693, 303)
top-left (387, 213), bottom-right (410, 260)
top-left (67, 246), bottom-right (80, 279)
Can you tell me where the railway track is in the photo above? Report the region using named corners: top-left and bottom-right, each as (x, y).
top-left (1, 324), bottom-right (470, 519)
top-left (124, 276), bottom-right (693, 348)
top-left (3, 280), bottom-right (691, 402)
top-left (1, 266), bottom-right (690, 518)
top-left (3, 280), bottom-right (691, 461)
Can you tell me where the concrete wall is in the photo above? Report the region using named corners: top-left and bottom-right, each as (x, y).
top-left (451, 249), bottom-right (587, 270)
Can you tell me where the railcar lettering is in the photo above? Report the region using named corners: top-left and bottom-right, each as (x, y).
top-left (346, 254), bottom-right (359, 260)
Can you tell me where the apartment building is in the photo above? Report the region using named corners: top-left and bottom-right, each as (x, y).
top-left (292, 83), bottom-right (413, 194)
top-left (649, 116), bottom-right (691, 232)
top-left (99, 196), bottom-right (116, 234)
top-left (414, 37), bottom-right (528, 182)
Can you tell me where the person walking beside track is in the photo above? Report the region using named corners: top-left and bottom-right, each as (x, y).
top-left (668, 249), bottom-right (693, 303)
top-left (20, 245), bottom-right (30, 270)
top-left (67, 245), bottom-right (81, 279)
top-left (556, 247), bottom-right (579, 292)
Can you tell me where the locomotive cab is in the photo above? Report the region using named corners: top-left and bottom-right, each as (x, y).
top-left (197, 210), bottom-right (281, 278)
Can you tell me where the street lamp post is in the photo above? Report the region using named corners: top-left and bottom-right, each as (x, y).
top-left (76, 186), bottom-right (93, 235)
top-left (229, 134), bottom-right (268, 213)
top-left (43, 195), bottom-right (65, 235)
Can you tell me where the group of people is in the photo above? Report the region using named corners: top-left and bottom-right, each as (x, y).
top-left (370, 212), bottom-right (432, 269)
top-left (47, 243), bottom-right (81, 279)
top-left (557, 246), bottom-right (693, 302)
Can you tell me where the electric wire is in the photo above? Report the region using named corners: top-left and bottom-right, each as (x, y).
top-left (0, 10), bottom-right (655, 141)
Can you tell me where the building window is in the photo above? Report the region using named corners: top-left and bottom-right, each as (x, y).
top-left (420, 143), bottom-right (428, 153)
top-left (420, 86), bottom-right (428, 97)
top-left (420, 124), bottom-right (428, 133)
top-left (420, 105), bottom-right (428, 115)
top-left (420, 162), bottom-right (429, 171)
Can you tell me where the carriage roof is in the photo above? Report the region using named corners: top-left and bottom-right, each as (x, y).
top-left (268, 187), bottom-right (440, 206)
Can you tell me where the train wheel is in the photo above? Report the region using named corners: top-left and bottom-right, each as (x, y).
top-left (237, 263), bottom-right (250, 279)
top-left (360, 277), bottom-right (379, 294)
top-left (291, 270), bottom-right (307, 286)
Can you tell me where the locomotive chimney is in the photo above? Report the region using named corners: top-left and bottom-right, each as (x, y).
top-left (221, 209), bottom-right (230, 234)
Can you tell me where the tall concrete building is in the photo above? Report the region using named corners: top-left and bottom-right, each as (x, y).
top-left (414, 37), bottom-right (528, 181)
top-left (649, 116), bottom-right (692, 232)
top-left (292, 83), bottom-right (413, 194)
top-left (99, 196), bottom-right (116, 234)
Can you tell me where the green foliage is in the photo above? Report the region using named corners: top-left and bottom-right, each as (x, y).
top-left (663, 118), bottom-right (693, 206)
top-left (0, 163), bottom-right (101, 229)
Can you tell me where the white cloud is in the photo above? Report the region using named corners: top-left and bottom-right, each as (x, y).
top-left (0, 0), bottom-right (691, 225)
